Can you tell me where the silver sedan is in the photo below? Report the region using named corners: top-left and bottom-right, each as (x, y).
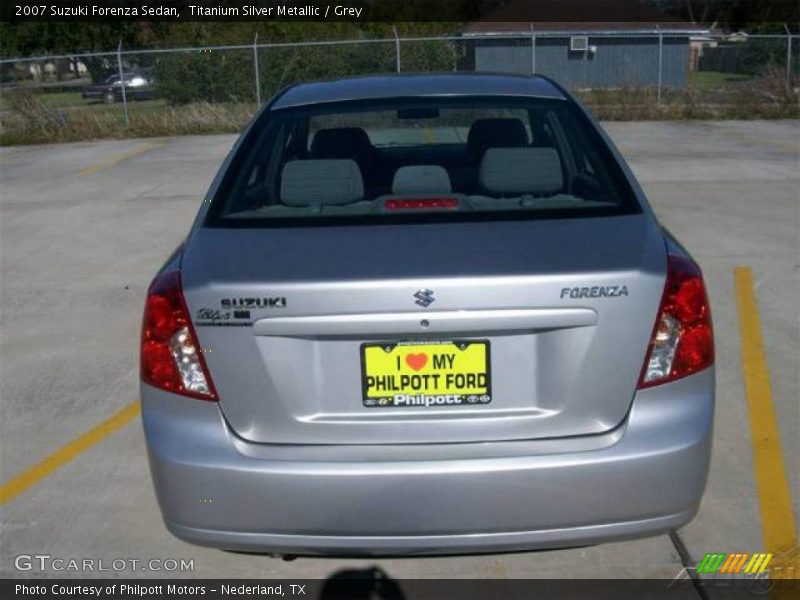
top-left (140, 73), bottom-right (714, 556)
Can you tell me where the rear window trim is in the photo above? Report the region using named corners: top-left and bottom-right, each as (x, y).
top-left (204, 95), bottom-right (642, 229)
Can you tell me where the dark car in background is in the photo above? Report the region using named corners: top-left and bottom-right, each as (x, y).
top-left (82, 72), bottom-right (156, 103)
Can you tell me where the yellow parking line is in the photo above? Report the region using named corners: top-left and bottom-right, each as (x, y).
top-left (0, 401), bottom-right (141, 505)
top-left (734, 266), bottom-right (799, 580)
top-left (79, 142), bottom-right (163, 176)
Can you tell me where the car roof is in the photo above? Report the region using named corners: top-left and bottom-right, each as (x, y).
top-left (270, 73), bottom-right (567, 109)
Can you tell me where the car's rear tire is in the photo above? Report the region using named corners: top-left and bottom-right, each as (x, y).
top-left (103, 91), bottom-right (116, 104)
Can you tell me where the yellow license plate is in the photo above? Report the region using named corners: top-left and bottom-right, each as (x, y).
top-left (360, 340), bottom-right (491, 408)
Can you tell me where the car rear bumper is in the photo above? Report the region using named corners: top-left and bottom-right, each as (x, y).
top-left (141, 368), bottom-right (713, 556)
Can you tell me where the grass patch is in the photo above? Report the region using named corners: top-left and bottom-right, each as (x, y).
top-left (0, 89), bottom-right (254, 145)
top-left (0, 90), bottom-right (91, 111)
top-left (688, 71), bottom-right (751, 91)
top-left (1, 74), bottom-right (797, 146)
top-left (575, 70), bottom-right (798, 121)
top-left (0, 87), bottom-right (167, 111)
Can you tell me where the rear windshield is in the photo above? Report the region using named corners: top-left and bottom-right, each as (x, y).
top-left (207, 96), bottom-right (639, 227)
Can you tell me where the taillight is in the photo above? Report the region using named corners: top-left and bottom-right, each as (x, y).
top-left (140, 270), bottom-right (217, 401)
top-left (638, 254), bottom-right (714, 388)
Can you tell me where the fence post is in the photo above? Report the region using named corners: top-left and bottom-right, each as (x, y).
top-left (116, 39), bottom-right (130, 127)
top-left (393, 27), bottom-right (401, 73)
top-left (784, 24), bottom-right (793, 95)
top-left (253, 32), bottom-right (262, 106)
top-left (530, 23), bottom-right (536, 74)
top-left (656, 27), bottom-right (663, 108)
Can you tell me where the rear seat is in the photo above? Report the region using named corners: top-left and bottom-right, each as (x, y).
top-left (391, 165), bottom-right (452, 195)
top-left (479, 147), bottom-right (563, 197)
top-left (280, 159), bottom-right (364, 212)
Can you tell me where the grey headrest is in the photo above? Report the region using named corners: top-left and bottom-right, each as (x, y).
top-left (479, 148), bottom-right (563, 195)
top-left (280, 159), bottom-right (364, 207)
top-left (392, 165), bottom-right (452, 195)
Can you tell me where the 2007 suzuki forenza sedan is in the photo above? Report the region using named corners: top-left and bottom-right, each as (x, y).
top-left (141, 74), bottom-right (714, 556)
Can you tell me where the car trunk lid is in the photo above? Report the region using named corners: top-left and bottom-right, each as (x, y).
top-left (181, 214), bottom-right (665, 444)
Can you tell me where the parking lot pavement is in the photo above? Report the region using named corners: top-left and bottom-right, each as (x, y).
top-left (1, 121), bottom-right (797, 584)
top-left (605, 121), bottom-right (799, 545)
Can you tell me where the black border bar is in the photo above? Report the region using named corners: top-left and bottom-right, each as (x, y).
top-left (3, 577), bottom-right (800, 600)
top-left (3, 1), bottom-right (799, 24)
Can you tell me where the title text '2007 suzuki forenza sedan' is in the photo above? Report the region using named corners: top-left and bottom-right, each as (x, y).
top-left (140, 74), bottom-right (714, 556)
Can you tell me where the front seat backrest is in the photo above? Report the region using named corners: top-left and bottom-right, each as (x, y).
top-left (310, 127), bottom-right (376, 171)
top-left (467, 118), bottom-right (529, 162)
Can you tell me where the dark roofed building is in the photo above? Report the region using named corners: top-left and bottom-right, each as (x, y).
top-left (461, 0), bottom-right (708, 89)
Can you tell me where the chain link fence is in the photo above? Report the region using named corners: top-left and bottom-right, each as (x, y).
top-left (1, 31), bottom-right (797, 143)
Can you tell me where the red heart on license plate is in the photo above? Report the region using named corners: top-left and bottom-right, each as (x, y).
top-left (405, 353), bottom-right (428, 371)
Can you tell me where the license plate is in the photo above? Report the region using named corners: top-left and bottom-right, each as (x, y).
top-left (360, 340), bottom-right (491, 408)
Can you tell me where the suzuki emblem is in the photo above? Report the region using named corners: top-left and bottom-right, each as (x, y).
top-left (413, 289), bottom-right (435, 307)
